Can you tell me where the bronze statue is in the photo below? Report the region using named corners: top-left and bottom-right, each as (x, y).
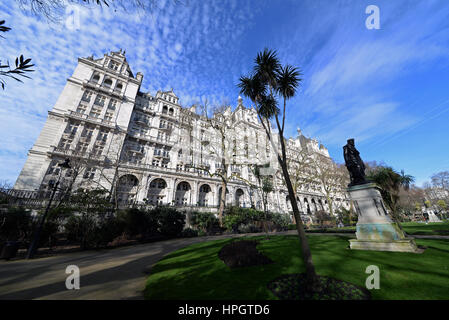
top-left (343, 138), bottom-right (367, 187)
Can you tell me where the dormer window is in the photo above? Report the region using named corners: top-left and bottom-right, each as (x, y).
top-left (108, 60), bottom-right (119, 71)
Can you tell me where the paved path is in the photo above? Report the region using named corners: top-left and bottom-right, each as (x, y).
top-left (1, 231), bottom-right (447, 300)
top-left (0, 231), bottom-right (297, 300)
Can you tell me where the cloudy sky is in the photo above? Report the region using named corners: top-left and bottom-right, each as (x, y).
top-left (1, 0), bottom-right (448, 186)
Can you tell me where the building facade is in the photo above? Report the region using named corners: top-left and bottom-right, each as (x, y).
top-left (14, 50), bottom-right (349, 222)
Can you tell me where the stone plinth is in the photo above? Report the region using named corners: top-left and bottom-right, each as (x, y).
top-left (348, 183), bottom-right (421, 253)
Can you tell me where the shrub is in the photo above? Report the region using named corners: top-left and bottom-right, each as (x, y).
top-left (38, 220), bottom-right (60, 248)
top-left (268, 212), bottom-right (291, 231)
top-left (117, 208), bottom-right (157, 237)
top-left (64, 215), bottom-right (98, 249)
top-left (238, 223), bottom-right (262, 234)
top-left (190, 211), bottom-right (219, 233)
top-left (93, 218), bottom-right (125, 247)
top-left (0, 207), bottom-right (34, 243)
top-left (153, 207), bottom-right (185, 237)
top-left (288, 224), bottom-right (297, 230)
top-left (223, 206), bottom-right (265, 231)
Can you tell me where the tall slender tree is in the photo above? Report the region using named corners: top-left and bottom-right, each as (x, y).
top-left (238, 48), bottom-right (318, 287)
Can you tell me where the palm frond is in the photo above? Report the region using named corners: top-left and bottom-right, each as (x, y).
top-left (276, 64), bottom-right (302, 99)
top-left (237, 74), bottom-right (266, 103)
top-left (258, 94), bottom-right (279, 119)
top-left (254, 48), bottom-right (281, 89)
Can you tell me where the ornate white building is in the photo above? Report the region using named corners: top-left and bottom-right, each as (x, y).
top-left (13, 50), bottom-right (349, 222)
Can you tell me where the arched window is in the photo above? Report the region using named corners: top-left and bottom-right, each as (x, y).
top-left (162, 105), bottom-right (168, 114)
top-left (91, 73), bottom-right (100, 83)
top-left (177, 181), bottom-right (191, 191)
top-left (115, 82), bottom-right (123, 92)
top-left (169, 108), bottom-right (174, 116)
top-left (150, 178), bottom-right (167, 189)
top-left (103, 78), bottom-right (113, 88)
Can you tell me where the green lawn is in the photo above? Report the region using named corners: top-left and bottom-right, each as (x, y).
top-left (308, 221), bottom-right (449, 235)
top-left (144, 235), bottom-right (449, 300)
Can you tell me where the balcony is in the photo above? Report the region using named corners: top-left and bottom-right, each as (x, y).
top-left (48, 146), bottom-right (106, 162)
top-left (134, 118), bottom-right (150, 126)
top-left (67, 111), bottom-right (115, 128)
top-left (82, 81), bottom-right (123, 99)
top-left (127, 146), bottom-right (145, 154)
top-left (153, 152), bottom-right (170, 160)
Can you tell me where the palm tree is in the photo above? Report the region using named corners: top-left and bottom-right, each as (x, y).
top-left (238, 49), bottom-right (318, 288)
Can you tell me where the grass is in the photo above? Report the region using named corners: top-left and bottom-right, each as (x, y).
top-left (307, 221), bottom-right (449, 235)
top-left (144, 235), bottom-right (449, 300)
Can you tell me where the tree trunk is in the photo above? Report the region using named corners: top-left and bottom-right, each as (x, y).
top-left (280, 159), bottom-right (318, 287)
top-left (218, 180), bottom-right (227, 227)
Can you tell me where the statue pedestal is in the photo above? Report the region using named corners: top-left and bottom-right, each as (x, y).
top-left (347, 183), bottom-right (422, 253)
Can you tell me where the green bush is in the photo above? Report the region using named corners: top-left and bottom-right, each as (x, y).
top-left (223, 207), bottom-right (290, 232)
top-left (64, 215), bottom-right (98, 249)
top-left (336, 207), bottom-right (357, 226)
top-left (223, 206), bottom-right (265, 231)
top-left (65, 214), bottom-right (124, 249)
top-left (0, 207), bottom-right (34, 242)
top-left (38, 220), bottom-right (60, 248)
top-left (153, 207), bottom-right (185, 237)
top-left (117, 208), bottom-right (158, 237)
top-left (190, 211), bottom-right (219, 233)
top-left (93, 218), bottom-right (125, 247)
top-left (268, 212), bottom-right (291, 230)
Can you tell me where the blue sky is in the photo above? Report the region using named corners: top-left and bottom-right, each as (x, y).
top-left (0, 0), bottom-right (448, 186)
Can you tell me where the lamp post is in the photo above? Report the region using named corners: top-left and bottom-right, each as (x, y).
top-left (26, 158), bottom-right (71, 259)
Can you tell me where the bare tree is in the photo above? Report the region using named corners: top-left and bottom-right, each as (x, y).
top-left (308, 155), bottom-right (349, 217)
top-left (15, 0), bottom-right (183, 22)
top-left (177, 101), bottom-right (250, 226)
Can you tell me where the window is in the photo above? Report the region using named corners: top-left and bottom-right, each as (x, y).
top-left (47, 161), bottom-right (60, 175)
top-left (162, 105), bottom-right (168, 114)
top-left (92, 145), bottom-right (104, 156)
top-left (91, 73), bottom-right (100, 83)
top-left (76, 142), bottom-right (89, 154)
top-left (154, 147), bottom-right (162, 156)
top-left (65, 122), bottom-right (79, 136)
top-left (169, 108), bottom-right (174, 116)
top-left (94, 94), bottom-right (106, 107)
top-left (115, 82), bottom-right (123, 92)
top-left (59, 138), bottom-right (72, 150)
top-left (83, 167), bottom-right (96, 179)
top-left (76, 104), bottom-right (87, 114)
top-left (108, 99), bottom-right (117, 110)
top-left (89, 106), bottom-right (102, 118)
top-left (108, 60), bottom-right (119, 71)
top-left (81, 90), bottom-right (92, 102)
top-left (81, 126), bottom-right (95, 140)
top-left (104, 110), bottom-right (114, 122)
top-left (152, 159), bottom-right (160, 166)
top-left (97, 129), bottom-right (108, 142)
top-left (103, 78), bottom-right (113, 88)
